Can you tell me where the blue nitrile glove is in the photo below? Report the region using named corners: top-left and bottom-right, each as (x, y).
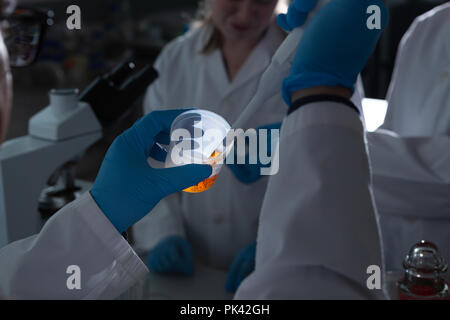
top-left (90, 109), bottom-right (212, 234)
top-left (281, 0), bottom-right (389, 105)
top-left (146, 235), bottom-right (194, 276)
top-left (227, 123), bottom-right (281, 184)
top-left (225, 242), bottom-right (257, 293)
top-left (277, 0), bottom-right (320, 31)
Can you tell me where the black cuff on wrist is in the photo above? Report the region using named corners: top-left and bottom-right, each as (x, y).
top-left (288, 94), bottom-right (360, 116)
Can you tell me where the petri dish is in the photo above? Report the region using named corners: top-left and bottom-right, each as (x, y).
top-left (165, 110), bottom-right (233, 193)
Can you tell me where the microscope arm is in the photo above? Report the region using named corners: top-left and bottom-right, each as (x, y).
top-left (0, 132), bottom-right (101, 246)
top-left (0, 62), bottom-right (158, 248)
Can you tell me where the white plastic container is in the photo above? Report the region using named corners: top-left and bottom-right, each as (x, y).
top-left (165, 109), bottom-right (234, 193)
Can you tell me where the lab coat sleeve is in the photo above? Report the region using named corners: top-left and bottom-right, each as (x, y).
top-left (0, 192), bottom-right (148, 299)
top-left (235, 101), bottom-right (384, 299)
top-left (367, 130), bottom-right (450, 198)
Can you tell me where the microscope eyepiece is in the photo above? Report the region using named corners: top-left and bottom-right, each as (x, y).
top-left (80, 61), bottom-right (159, 128)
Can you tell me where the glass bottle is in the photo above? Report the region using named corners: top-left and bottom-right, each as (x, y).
top-left (398, 240), bottom-right (449, 300)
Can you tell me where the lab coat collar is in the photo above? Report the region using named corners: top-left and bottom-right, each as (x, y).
top-left (229, 22), bottom-right (285, 93)
top-left (198, 21), bottom-right (285, 100)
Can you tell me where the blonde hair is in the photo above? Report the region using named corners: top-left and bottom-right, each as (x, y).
top-left (194, 0), bottom-right (288, 54)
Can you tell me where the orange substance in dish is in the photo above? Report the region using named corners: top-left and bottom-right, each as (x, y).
top-left (183, 175), bottom-right (218, 193)
top-left (210, 150), bottom-right (221, 159)
top-left (183, 150), bottom-right (221, 193)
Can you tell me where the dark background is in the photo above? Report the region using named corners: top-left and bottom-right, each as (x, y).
top-left (7, 0), bottom-right (449, 181)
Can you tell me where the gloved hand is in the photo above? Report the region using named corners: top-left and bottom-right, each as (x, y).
top-left (90, 109), bottom-right (212, 233)
top-left (146, 235), bottom-right (194, 276)
top-left (227, 123), bottom-right (281, 184)
top-left (225, 242), bottom-right (257, 293)
top-left (277, 0), bottom-right (320, 31)
top-left (281, 0), bottom-right (389, 105)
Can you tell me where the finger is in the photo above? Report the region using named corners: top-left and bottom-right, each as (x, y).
top-left (128, 109), bottom-right (194, 159)
top-left (159, 254), bottom-right (172, 271)
top-left (276, 13), bottom-right (292, 31)
top-left (286, 7), bottom-right (308, 29)
top-left (225, 257), bottom-right (243, 293)
top-left (178, 241), bottom-right (194, 276)
top-left (169, 244), bottom-right (189, 275)
top-left (169, 243), bottom-right (181, 263)
top-left (225, 270), bottom-right (239, 292)
top-left (154, 163), bottom-right (213, 194)
top-left (178, 239), bottom-right (192, 260)
top-left (147, 253), bottom-right (162, 272)
top-left (154, 131), bottom-right (171, 145)
top-left (176, 259), bottom-right (194, 276)
top-left (225, 269), bottom-right (238, 292)
top-left (234, 259), bottom-right (254, 291)
top-left (149, 143), bottom-right (168, 162)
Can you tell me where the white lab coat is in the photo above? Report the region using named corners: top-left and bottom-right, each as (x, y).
top-left (0, 192), bottom-right (148, 299)
top-left (236, 101), bottom-right (384, 299)
top-left (136, 21), bottom-right (365, 269)
top-left (137, 22), bottom-right (287, 269)
top-left (367, 2), bottom-right (450, 271)
top-left (0, 99), bottom-right (382, 300)
top-left (381, 2), bottom-right (450, 137)
top-left (368, 131), bottom-right (450, 271)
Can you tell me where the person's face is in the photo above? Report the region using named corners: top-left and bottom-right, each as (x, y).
top-left (0, 0), bottom-right (14, 144)
top-left (211, 0), bottom-right (278, 43)
top-left (0, 30), bottom-right (13, 144)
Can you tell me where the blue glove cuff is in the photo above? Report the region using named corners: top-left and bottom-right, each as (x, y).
top-left (282, 72), bottom-right (355, 106)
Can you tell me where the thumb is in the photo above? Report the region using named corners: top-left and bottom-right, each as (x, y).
top-left (226, 255), bottom-right (243, 292)
top-left (276, 13), bottom-right (291, 31)
top-left (178, 240), bottom-right (195, 276)
top-left (161, 163), bottom-right (213, 192)
top-left (277, 10), bottom-right (308, 31)
top-left (286, 6), bottom-right (308, 29)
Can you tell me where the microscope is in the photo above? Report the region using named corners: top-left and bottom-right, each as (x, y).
top-left (0, 61), bottom-right (158, 247)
